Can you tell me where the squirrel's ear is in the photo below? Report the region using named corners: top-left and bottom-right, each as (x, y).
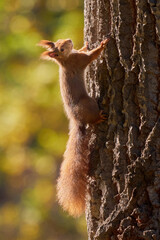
top-left (66, 39), bottom-right (73, 45)
top-left (40, 51), bottom-right (52, 60)
top-left (37, 40), bottom-right (55, 50)
top-left (40, 51), bottom-right (59, 62)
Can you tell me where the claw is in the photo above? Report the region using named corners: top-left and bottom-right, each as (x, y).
top-left (85, 41), bottom-right (89, 50)
top-left (96, 110), bottom-right (107, 124)
top-left (101, 38), bottom-right (110, 48)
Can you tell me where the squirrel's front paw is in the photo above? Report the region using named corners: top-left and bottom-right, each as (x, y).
top-left (101, 38), bottom-right (110, 48)
top-left (85, 41), bottom-right (89, 49)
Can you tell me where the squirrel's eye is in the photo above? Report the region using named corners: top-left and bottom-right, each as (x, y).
top-left (61, 48), bottom-right (64, 52)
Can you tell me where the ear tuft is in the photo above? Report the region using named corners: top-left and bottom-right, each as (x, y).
top-left (37, 40), bottom-right (55, 50)
top-left (40, 51), bottom-right (52, 60)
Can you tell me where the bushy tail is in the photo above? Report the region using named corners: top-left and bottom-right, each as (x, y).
top-left (57, 121), bottom-right (89, 217)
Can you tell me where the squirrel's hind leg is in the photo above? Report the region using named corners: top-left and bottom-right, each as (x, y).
top-left (73, 97), bottom-right (101, 124)
top-left (95, 110), bottom-right (107, 124)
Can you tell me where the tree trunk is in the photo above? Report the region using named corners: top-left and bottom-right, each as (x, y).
top-left (84, 0), bottom-right (160, 239)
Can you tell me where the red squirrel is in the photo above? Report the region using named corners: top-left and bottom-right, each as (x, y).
top-left (38, 38), bottom-right (110, 217)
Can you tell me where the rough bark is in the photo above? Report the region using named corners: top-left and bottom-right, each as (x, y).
top-left (84, 0), bottom-right (160, 239)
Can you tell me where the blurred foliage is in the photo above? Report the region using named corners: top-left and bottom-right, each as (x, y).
top-left (0, 0), bottom-right (87, 239)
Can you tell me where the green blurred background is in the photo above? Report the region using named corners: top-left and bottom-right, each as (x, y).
top-left (0, 0), bottom-right (87, 239)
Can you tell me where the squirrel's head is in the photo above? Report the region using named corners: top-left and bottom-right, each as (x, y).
top-left (38, 39), bottom-right (73, 61)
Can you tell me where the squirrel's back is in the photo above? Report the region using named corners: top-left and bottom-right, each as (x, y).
top-left (59, 65), bottom-right (88, 119)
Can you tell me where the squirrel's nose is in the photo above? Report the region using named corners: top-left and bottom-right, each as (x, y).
top-left (49, 48), bottom-right (59, 57)
top-left (49, 52), bottom-right (58, 57)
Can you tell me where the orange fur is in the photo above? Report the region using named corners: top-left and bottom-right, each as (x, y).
top-left (57, 121), bottom-right (89, 217)
top-left (38, 38), bottom-right (110, 217)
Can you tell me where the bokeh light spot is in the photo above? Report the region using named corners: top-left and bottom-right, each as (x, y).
top-left (10, 15), bottom-right (31, 33)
